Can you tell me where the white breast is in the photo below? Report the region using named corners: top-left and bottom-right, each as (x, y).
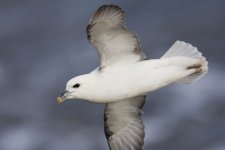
top-left (92, 60), bottom-right (171, 102)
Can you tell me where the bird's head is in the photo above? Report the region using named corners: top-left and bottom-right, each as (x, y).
top-left (57, 74), bottom-right (96, 104)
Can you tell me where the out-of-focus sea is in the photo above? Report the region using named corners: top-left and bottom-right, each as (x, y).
top-left (0, 0), bottom-right (225, 150)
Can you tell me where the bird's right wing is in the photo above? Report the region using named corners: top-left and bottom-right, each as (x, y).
top-left (104, 96), bottom-right (146, 150)
top-left (86, 5), bottom-right (146, 68)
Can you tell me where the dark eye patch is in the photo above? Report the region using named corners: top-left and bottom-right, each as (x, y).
top-left (73, 83), bottom-right (80, 88)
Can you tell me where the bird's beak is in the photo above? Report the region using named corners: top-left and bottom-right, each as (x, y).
top-left (57, 90), bottom-right (70, 104)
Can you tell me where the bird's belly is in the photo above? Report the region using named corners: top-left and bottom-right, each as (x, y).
top-left (98, 60), bottom-right (181, 102)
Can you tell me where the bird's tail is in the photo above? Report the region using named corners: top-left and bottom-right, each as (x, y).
top-left (161, 41), bottom-right (208, 83)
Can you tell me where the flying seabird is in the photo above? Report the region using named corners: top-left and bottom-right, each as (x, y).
top-left (57, 5), bottom-right (208, 150)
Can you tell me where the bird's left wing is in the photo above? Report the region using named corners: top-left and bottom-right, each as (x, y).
top-left (86, 5), bottom-right (146, 68)
top-left (104, 96), bottom-right (146, 150)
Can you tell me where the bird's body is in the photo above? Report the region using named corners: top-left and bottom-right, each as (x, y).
top-left (57, 5), bottom-right (208, 150)
top-left (84, 56), bottom-right (203, 103)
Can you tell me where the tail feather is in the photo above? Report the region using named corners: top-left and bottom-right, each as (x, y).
top-left (161, 41), bottom-right (208, 83)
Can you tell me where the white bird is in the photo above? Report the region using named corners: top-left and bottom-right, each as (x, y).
top-left (57, 5), bottom-right (208, 150)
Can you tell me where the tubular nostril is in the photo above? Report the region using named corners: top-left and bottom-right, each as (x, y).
top-left (61, 90), bottom-right (68, 97)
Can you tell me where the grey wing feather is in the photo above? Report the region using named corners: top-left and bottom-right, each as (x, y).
top-left (86, 5), bottom-right (146, 68)
top-left (104, 96), bottom-right (146, 150)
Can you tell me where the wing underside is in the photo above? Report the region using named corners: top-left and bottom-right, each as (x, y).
top-left (104, 96), bottom-right (146, 150)
top-left (87, 5), bottom-right (146, 68)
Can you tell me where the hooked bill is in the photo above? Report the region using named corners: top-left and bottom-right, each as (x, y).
top-left (57, 96), bottom-right (64, 104)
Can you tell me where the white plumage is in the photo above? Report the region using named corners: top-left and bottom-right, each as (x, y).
top-left (57, 5), bottom-right (208, 150)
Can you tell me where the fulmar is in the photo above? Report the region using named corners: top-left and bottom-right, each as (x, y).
top-left (57, 5), bottom-right (208, 150)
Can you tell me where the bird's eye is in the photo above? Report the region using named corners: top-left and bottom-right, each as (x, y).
top-left (73, 83), bottom-right (80, 88)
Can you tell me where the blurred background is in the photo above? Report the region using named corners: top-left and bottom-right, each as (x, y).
top-left (0, 0), bottom-right (225, 150)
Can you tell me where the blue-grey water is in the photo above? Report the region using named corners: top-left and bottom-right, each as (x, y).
top-left (0, 0), bottom-right (225, 150)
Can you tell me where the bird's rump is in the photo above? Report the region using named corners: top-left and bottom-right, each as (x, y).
top-left (161, 41), bottom-right (208, 83)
